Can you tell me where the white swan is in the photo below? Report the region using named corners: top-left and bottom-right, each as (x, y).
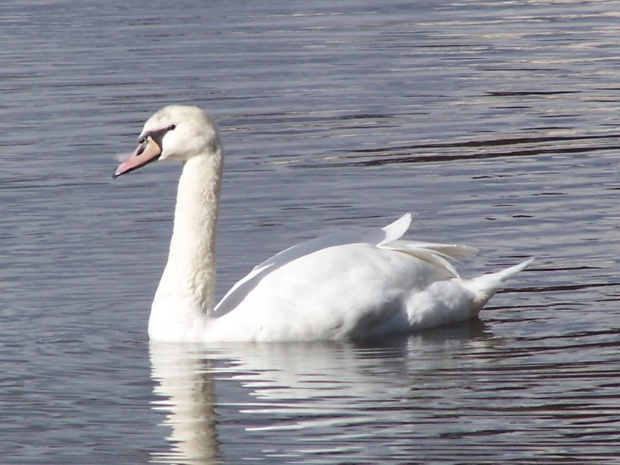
top-left (114, 105), bottom-right (532, 342)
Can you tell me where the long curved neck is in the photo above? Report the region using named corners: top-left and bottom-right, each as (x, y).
top-left (151, 150), bottom-right (223, 338)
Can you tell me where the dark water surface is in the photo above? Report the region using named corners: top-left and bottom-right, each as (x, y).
top-left (1, 0), bottom-right (619, 463)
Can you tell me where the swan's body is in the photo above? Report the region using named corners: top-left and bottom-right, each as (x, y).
top-left (114, 105), bottom-right (532, 342)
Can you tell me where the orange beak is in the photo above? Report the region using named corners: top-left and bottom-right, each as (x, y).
top-left (113, 136), bottom-right (162, 178)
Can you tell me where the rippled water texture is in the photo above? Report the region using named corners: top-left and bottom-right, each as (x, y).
top-left (1, 0), bottom-right (619, 463)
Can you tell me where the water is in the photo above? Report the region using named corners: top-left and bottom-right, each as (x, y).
top-left (1, 0), bottom-right (619, 463)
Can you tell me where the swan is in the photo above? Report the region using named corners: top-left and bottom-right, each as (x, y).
top-left (113, 105), bottom-right (532, 342)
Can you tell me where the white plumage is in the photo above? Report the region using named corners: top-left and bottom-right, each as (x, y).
top-left (114, 105), bottom-right (532, 342)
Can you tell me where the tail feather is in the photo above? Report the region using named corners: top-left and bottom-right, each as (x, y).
top-left (465, 257), bottom-right (534, 307)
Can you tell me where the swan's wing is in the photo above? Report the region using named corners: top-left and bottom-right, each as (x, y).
top-left (214, 214), bottom-right (478, 317)
top-left (388, 241), bottom-right (478, 261)
top-left (213, 214), bottom-right (412, 316)
top-left (383, 241), bottom-right (478, 278)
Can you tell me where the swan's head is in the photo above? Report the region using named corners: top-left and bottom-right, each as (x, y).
top-left (113, 105), bottom-right (221, 178)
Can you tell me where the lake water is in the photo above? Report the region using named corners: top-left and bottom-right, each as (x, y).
top-left (1, 0), bottom-right (620, 463)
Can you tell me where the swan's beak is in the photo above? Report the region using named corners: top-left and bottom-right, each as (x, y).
top-left (113, 136), bottom-right (162, 178)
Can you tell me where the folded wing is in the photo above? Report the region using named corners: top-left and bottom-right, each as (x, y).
top-left (214, 214), bottom-right (477, 317)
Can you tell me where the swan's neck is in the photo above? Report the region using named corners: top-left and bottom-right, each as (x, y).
top-left (150, 151), bottom-right (222, 339)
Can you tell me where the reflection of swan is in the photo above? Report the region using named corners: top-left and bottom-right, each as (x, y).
top-left (149, 343), bottom-right (219, 464)
top-left (149, 323), bottom-right (487, 463)
top-left (115, 105), bottom-right (532, 342)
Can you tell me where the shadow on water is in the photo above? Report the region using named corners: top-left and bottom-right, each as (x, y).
top-left (285, 132), bottom-right (620, 168)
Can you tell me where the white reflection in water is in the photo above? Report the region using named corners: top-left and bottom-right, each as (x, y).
top-left (148, 322), bottom-right (488, 464)
top-left (150, 344), bottom-right (219, 464)
top-left (149, 316), bottom-right (620, 464)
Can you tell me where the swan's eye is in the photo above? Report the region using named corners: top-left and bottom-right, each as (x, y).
top-left (139, 125), bottom-right (175, 146)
